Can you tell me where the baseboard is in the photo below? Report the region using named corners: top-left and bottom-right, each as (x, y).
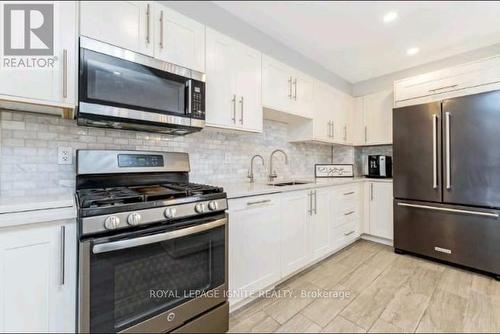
top-left (361, 234), bottom-right (393, 246)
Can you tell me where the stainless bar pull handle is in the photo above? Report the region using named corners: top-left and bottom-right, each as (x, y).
top-left (62, 49), bottom-right (68, 99)
top-left (231, 94), bottom-right (236, 123)
top-left (445, 111), bottom-right (451, 189)
top-left (370, 183), bottom-right (374, 201)
top-left (397, 202), bottom-right (499, 218)
top-left (343, 125), bottom-right (347, 141)
top-left (146, 4), bottom-right (151, 44)
top-left (159, 10), bottom-right (164, 49)
top-left (288, 77), bottom-right (293, 99)
top-left (293, 78), bottom-right (297, 100)
top-left (432, 114), bottom-right (438, 189)
top-left (327, 121), bottom-right (331, 138)
top-left (428, 84), bottom-right (458, 92)
top-left (308, 191), bottom-right (313, 216)
top-left (331, 121), bottom-right (335, 139)
top-left (343, 191), bottom-right (355, 196)
top-left (344, 211), bottom-right (355, 216)
top-left (364, 126), bottom-right (368, 143)
top-left (60, 226), bottom-right (65, 285)
top-left (239, 96), bottom-right (244, 124)
top-left (93, 218), bottom-right (227, 254)
top-left (313, 190), bottom-right (317, 215)
top-left (344, 230), bottom-right (355, 236)
top-left (187, 80), bottom-right (192, 114)
top-left (246, 199), bottom-right (271, 206)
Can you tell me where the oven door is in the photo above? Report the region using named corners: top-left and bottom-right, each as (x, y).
top-left (78, 38), bottom-right (205, 134)
top-left (79, 215), bottom-right (227, 333)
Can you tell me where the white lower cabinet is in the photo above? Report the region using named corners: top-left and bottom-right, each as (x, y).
top-left (308, 188), bottom-right (331, 261)
top-left (228, 194), bottom-right (281, 305)
top-left (0, 220), bottom-right (76, 332)
top-left (364, 181), bottom-right (394, 240)
top-left (228, 183), bottom-right (369, 309)
top-left (280, 190), bottom-right (311, 277)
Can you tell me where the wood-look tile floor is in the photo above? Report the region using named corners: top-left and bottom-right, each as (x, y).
top-left (228, 240), bottom-right (500, 333)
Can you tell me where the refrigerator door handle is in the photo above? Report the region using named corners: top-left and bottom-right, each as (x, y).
top-left (445, 111), bottom-right (451, 189)
top-left (432, 114), bottom-right (438, 189)
top-left (397, 202), bottom-right (499, 218)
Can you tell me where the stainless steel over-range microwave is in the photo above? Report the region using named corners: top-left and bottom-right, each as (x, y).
top-left (77, 37), bottom-right (206, 135)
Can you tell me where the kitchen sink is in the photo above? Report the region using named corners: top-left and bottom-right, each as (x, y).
top-left (268, 181), bottom-right (312, 187)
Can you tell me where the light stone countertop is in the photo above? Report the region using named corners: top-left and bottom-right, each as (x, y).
top-left (220, 177), bottom-right (393, 199)
top-left (0, 192), bottom-right (76, 229)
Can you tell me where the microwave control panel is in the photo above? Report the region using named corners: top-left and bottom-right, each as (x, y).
top-left (189, 80), bottom-right (205, 119)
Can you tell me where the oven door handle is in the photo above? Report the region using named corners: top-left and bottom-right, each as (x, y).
top-left (92, 218), bottom-right (227, 254)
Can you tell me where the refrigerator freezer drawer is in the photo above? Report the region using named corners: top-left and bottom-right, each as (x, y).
top-left (394, 200), bottom-right (500, 275)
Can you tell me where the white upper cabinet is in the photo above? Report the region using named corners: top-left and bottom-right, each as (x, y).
top-left (81, 2), bottom-right (205, 72)
top-left (262, 56), bottom-right (313, 119)
top-left (0, 1), bottom-right (77, 113)
top-left (353, 89), bottom-right (393, 146)
top-left (153, 4), bottom-right (205, 72)
top-left (394, 55), bottom-right (500, 108)
top-left (289, 81), bottom-right (352, 145)
top-left (205, 28), bottom-right (262, 133)
top-left (80, 1), bottom-right (153, 56)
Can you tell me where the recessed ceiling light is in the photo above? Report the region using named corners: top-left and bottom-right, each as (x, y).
top-left (406, 47), bottom-right (420, 56)
top-left (383, 11), bottom-right (398, 23)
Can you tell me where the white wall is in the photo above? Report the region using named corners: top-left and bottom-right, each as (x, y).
top-left (159, 1), bottom-right (352, 95)
top-left (353, 42), bottom-right (500, 96)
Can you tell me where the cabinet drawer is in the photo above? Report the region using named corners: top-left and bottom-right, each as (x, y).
top-left (228, 193), bottom-right (280, 212)
top-left (331, 220), bottom-right (358, 248)
top-left (332, 209), bottom-right (359, 228)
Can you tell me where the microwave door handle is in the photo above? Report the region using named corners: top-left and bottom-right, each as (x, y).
top-left (187, 80), bottom-right (192, 114)
top-left (93, 218), bottom-right (227, 254)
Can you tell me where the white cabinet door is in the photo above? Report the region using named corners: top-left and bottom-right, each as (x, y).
top-left (309, 188), bottom-right (331, 261)
top-left (80, 1), bottom-right (153, 56)
top-left (352, 97), bottom-right (364, 145)
top-left (281, 190), bottom-right (311, 277)
top-left (235, 43), bottom-right (262, 132)
top-left (262, 55), bottom-right (294, 113)
top-left (153, 4), bottom-right (205, 72)
top-left (205, 28), bottom-right (236, 129)
top-left (205, 28), bottom-right (262, 133)
top-left (311, 82), bottom-right (333, 143)
top-left (292, 72), bottom-right (314, 119)
top-left (228, 195), bottom-right (281, 305)
top-left (368, 182), bottom-right (394, 240)
top-left (0, 221), bottom-right (76, 333)
top-left (331, 90), bottom-right (351, 144)
top-left (363, 89), bottom-right (393, 145)
top-left (0, 1), bottom-right (77, 107)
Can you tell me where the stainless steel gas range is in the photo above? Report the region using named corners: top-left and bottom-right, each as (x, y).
top-left (76, 150), bottom-right (229, 333)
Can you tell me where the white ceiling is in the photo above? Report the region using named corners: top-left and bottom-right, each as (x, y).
top-left (214, 1), bottom-right (500, 83)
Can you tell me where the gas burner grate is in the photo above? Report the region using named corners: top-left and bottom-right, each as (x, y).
top-left (165, 182), bottom-right (224, 196)
top-left (77, 187), bottom-right (144, 208)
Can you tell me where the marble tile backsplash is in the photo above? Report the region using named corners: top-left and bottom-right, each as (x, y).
top-left (0, 110), bottom-right (357, 195)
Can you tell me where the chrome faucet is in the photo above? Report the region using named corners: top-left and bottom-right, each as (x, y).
top-left (248, 154), bottom-right (265, 183)
top-left (268, 149), bottom-right (289, 182)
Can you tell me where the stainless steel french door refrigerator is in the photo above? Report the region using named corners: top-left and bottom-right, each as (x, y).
top-left (393, 90), bottom-right (500, 278)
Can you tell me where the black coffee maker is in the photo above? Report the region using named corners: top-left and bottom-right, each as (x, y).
top-left (366, 155), bottom-right (392, 178)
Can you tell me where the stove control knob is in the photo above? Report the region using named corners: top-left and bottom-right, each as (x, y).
top-left (164, 208), bottom-right (177, 219)
top-left (194, 203), bottom-right (205, 214)
top-left (104, 216), bottom-right (120, 230)
top-left (208, 201), bottom-right (218, 211)
top-left (127, 212), bottom-right (142, 226)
